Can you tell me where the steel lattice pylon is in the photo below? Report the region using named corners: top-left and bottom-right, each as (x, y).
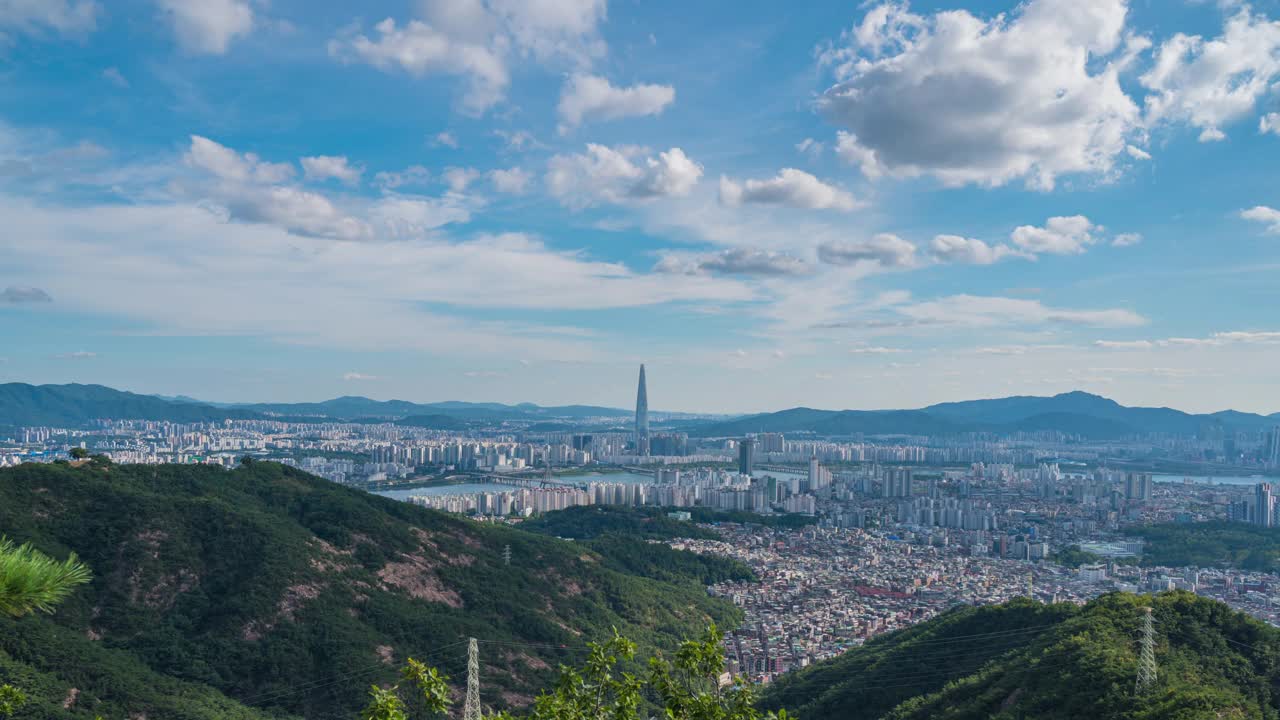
top-left (1135, 607), bottom-right (1158, 696)
top-left (463, 638), bottom-right (481, 720)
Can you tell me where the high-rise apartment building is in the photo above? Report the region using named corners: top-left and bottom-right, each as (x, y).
top-left (634, 364), bottom-right (649, 456)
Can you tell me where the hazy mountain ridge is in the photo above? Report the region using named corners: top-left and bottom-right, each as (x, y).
top-left (2, 384), bottom-right (1277, 436)
top-left (691, 390), bottom-right (1279, 438)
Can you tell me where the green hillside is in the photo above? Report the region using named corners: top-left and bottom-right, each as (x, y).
top-left (0, 460), bottom-right (742, 719)
top-left (759, 591), bottom-right (1280, 720)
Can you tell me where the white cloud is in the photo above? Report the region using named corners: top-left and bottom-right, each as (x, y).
top-left (330, 0), bottom-right (606, 115)
top-left (1094, 339), bottom-right (1154, 350)
top-left (718, 169), bottom-right (857, 211)
top-left (796, 138), bottom-right (824, 157)
top-left (185, 135), bottom-right (293, 184)
top-left (818, 234), bottom-right (916, 268)
top-left (557, 74), bottom-right (675, 131)
top-left (301, 155), bottom-right (363, 185)
top-left (1099, 331), bottom-right (1280, 349)
top-left (897, 295), bottom-right (1147, 328)
top-left (848, 346), bottom-right (907, 355)
top-left (442, 166), bottom-right (480, 192)
top-left (655, 248), bottom-right (809, 277)
top-left (223, 186), bottom-right (372, 241)
top-left (546, 144), bottom-right (702, 208)
top-left (342, 372), bottom-right (378, 381)
top-left (102, 67), bottom-right (129, 88)
top-left (1141, 8), bottom-right (1280, 142)
top-left (328, 18), bottom-right (508, 114)
top-left (929, 235), bottom-right (1023, 265)
top-left (1241, 205), bottom-right (1280, 233)
top-left (1011, 215), bottom-right (1099, 255)
top-left (156, 0), bottom-right (254, 55)
top-left (489, 167), bottom-right (531, 194)
top-left (433, 131), bottom-right (459, 148)
top-left (374, 165), bottom-right (431, 190)
top-left (368, 194), bottom-right (472, 238)
top-left (819, 0), bottom-right (1140, 190)
top-left (183, 136), bottom-right (371, 241)
top-left (1112, 232), bottom-right (1142, 247)
top-left (53, 350), bottom-right (97, 359)
top-left (1262, 113), bottom-right (1280, 136)
top-left (0, 0), bottom-right (98, 38)
top-left (0, 197), bottom-right (753, 364)
top-left (1126, 144), bottom-right (1151, 160)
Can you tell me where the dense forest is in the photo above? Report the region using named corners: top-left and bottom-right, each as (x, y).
top-left (1128, 521), bottom-right (1280, 571)
top-left (0, 460), bottom-right (743, 719)
top-left (760, 591), bottom-right (1280, 719)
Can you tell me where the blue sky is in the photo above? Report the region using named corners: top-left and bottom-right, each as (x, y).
top-left (1, 0), bottom-right (1279, 413)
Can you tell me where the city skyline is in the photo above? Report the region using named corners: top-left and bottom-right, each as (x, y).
top-left (2, 0), bottom-right (1280, 413)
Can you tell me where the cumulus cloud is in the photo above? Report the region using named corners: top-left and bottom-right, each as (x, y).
top-left (368, 195), bottom-right (472, 238)
top-left (546, 144), bottom-right (702, 208)
top-left (929, 235), bottom-right (1023, 265)
top-left (374, 165), bottom-right (430, 190)
top-left (329, 0), bottom-right (606, 114)
top-left (2, 286), bottom-right (53, 303)
top-left (819, 0), bottom-right (1140, 190)
top-left (442, 166), bottom-right (481, 192)
top-left (1262, 113), bottom-right (1280, 136)
top-left (184, 136), bottom-right (372, 241)
top-left (817, 234), bottom-right (916, 268)
top-left (655, 248), bottom-right (809, 277)
top-left (718, 169), bottom-right (857, 211)
top-left (224, 186), bottom-right (372, 241)
top-left (1126, 144), bottom-right (1151, 160)
top-left (342, 372), bottom-right (378, 381)
top-left (1112, 232), bottom-right (1142, 247)
top-left (329, 19), bottom-right (509, 114)
top-left (1141, 8), bottom-right (1280, 142)
top-left (1241, 205), bottom-right (1280, 233)
top-left (557, 74), bottom-right (675, 131)
top-left (301, 155), bottom-right (362, 185)
top-left (489, 167), bottom-right (531, 194)
top-left (185, 135), bottom-right (293, 184)
top-left (796, 138), bottom-right (824, 157)
top-left (0, 0), bottom-right (98, 39)
top-left (433, 131), bottom-right (459, 148)
top-left (157, 0), bottom-right (254, 55)
top-left (1011, 215), bottom-right (1099, 255)
top-left (53, 351), bottom-right (97, 359)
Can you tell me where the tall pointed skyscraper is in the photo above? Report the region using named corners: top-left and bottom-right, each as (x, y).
top-left (635, 364), bottom-right (649, 456)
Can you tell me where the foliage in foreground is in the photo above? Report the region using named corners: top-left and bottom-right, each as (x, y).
top-left (490, 625), bottom-right (790, 720)
top-left (0, 536), bottom-right (91, 620)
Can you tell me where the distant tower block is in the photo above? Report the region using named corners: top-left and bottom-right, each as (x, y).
top-left (635, 364), bottom-right (650, 456)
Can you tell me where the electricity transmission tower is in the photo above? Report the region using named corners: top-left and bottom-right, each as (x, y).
top-left (463, 637), bottom-right (481, 720)
top-left (502, 544), bottom-right (511, 566)
top-left (1135, 607), bottom-right (1158, 696)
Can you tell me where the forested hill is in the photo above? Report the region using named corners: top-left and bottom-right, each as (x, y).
top-left (758, 591), bottom-right (1280, 720)
top-left (0, 460), bottom-right (741, 719)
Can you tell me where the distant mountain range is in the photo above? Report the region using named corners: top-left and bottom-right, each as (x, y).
top-left (2, 383), bottom-right (1277, 438)
top-left (687, 390), bottom-right (1280, 439)
top-left (0, 383), bottom-right (646, 427)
